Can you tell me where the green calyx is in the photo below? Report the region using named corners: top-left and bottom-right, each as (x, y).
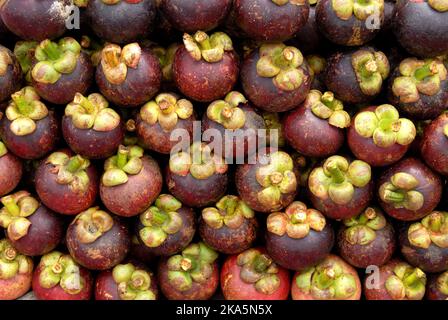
top-left (0, 239), bottom-right (32, 280)
top-left (65, 93), bottom-right (120, 132)
top-left (152, 43), bottom-right (179, 82)
top-left (39, 251), bottom-right (84, 295)
top-left (183, 31), bottom-right (233, 63)
top-left (342, 207), bottom-right (386, 245)
top-left (0, 46), bottom-right (13, 77)
top-left (379, 172), bottom-right (424, 211)
top-left (352, 49), bottom-right (389, 96)
top-left (72, 207), bottom-right (114, 244)
top-left (385, 263), bottom-right (426, 300)
top-left (256, 43), bottom-right (305, 91)
top-left (307, 90), bottom-right (350, 128)
top-left (428, 0), bottom-right (448, 12)
top-left (354, 104), bottom-right (416, 148)
top-left (295, 258), bottom-right (357, 300)
top-left (256, 151), bottom-right (297, 210)
top-left (267, 201), bottom-right (326, 239)
top-left (262, 112), bottom-right (286, 147)
top-left (102, 145), bottom-right (144, 187)
top-left (80, 35), bottom-right (103, 67)
top-left (0, 191), bottom-right (39, 241)
top-left (140, 93), bottom-right (193, 132)
top-left (271, 0), bottom-right (306, 5)
top-left (47, 152), bottom-right (91, 193)
top-left (139, 194), bottom-right (184, 248)
top-left (309, 156), bottom-right (371, 205)
top-left (202, 195), bottom-right (254, 230)
top-left (32, 37), bottom-right (81, 85)
top-left (392, 58), bottom-right (447, 103)
top-left (169, 142), bottom-right (228, 180)
top-left (237, 249), bottom-right (280, 295)
top-left (306, 54), bottom-right (326, 75)
top-left (101, 43), bottom-right (142, 85)
top-left (112, 264), bottom-right (156, 300)
top-left (331, 0), bottom-right (384, 21)
top-left (167, 242), bottom-right (218, 292)
top-left (14, 41), bottom-right (37, 82)
top-left (6, 86), bottom-right (49, 136)
top-left (206, 91), bottom-right (247, 130)
top-left (0, 142), bottom-right (7, 157)
top-left (407, 211), bottom-right (448, 249)
top-left (436, 271), bottom-right (448, 295)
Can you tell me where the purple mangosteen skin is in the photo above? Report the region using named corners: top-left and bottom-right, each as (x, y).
top-left (240, 49), bottom-right (312, 112)
top-left (0, 46), bottom-right (22, 103)
top-left (0, 153), bottom-right (22, 197)
top-left (293, 6), bottom-right (326, 54)
top-left (426, 273), bottom-right (448, 300)
top-left (0, 110), bottom-right (59, 160)
top-left (420, 113), bottom-right (448, 175)
top-left (266, 221), bottom-right (335, 270)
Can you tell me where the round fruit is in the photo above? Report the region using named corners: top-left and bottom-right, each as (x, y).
top-left (420, 112), bottom-right (448, 175)
top-left (0, 141), bottom-right (22, 197)
top-left (0, 45), bottom-right (21, 103)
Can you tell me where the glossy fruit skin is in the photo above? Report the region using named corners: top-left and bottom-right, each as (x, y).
top-left (393, 0), bottom-right (448, 58)
top-left (160, 0), bottom-right (232, 33)
top-left (8, 204), bottom-right (64, 257)
top-left (201, 103), bottom-right (266, 161)
top-left (399, 224), bottom-right (448, 273)
top-left (0, 110), bottom-right (59, 160)
top-left (293, 5), bottom-right (326, 54)
top-left (0, 0), bottom-right (68, 41)
top-left (316, 0), bottom-right (381, 46)
top-left (32, 262), bottom-right (93, 300)
top-left (221, 249), bottom-right (290, 300)
top-left (66, 215), bottom-right (131, 271)
top-left (283, 102), bottom-right (345, 158)
top-left (173, 46), bottom-right (239, 103)
top-left (199, 216), bottom-right (258, 255)
top-left (420, 113), bottom-right (448, 175)
top-left (158, 259), bottom-right (219, 300)
top-left (337, 221), bottom-right (396, 268)
top-left (135, 206), bottom-right (196, 256)
top-left (378, 158), bottom-right (442, 221)
top-left (0, 45), bottom-right (21, 103)
top-left (96, 49), bottom-right (162, 108)
top-left (32, 52), bottom-right (93, 105)
top-left (266, 221), bottom-right (334, 271)
top-left (129, 239), bottom-right (157, 265)
top-left (240, 49), bottom-right (312, 112)
top-left (0, 266), bottom-right (33, 300)
top-left (100, 155), bottom-right (163, 217)
top-left (425, 273), bottom-right (448, 300)
top-left (0, 152), bottom-right (22, 196)
top-left (347, 106), bottom-right (409, 167)
top-left (232, 0), bottom-right (310, 41)
top-left (86, 0), bottom-right (156, 44)
top-left (135, 112), bottom-right (196, 155)
top-left (35, 150), bottom-right (99, 215)
top-left (62, 116), bottom-right (125, 160)
top-left (166, 168), bottom-right (229, 208)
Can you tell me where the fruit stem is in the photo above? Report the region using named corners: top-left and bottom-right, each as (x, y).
top-left (314, 267), bottom-right (335, 289)
top-left (326, 163), bottom-right (345, 184)
top-left (359, 208), bottom-right (377, 224)
top-left (65, 155), bottom-right (84, 173)
top-left (1, 196), bottom-right (20, 216)
top-left (151, 209), bottom-right (168, 225)
top-left (321, 92), bottom-right (337, 110)
top-left (253, 254), bottom-right (271, 273)
top-left (403, 269), bottom-right (425, 288)
top-left (4, 247), bottom-right (17, 261)
top-left (180, 258), bottom-right (193, 271)
top-left (291, 211), bottom-right (307, 224)
top-left (42, 41), bottom-right (62, 61)
top-left (77, 94), bottom-right (95, 114)
top-left (12, 94), bottom-right (33, 115)
top-left (360, 60), bottom-right (378, 78)
top-left (273, 48), bottom-right (295, 68)
top-left (116, 146), bottom-right (129, 169)
top-left (104, 48), bottom-right (121, 68)
top-left (383, 191), bottom-right (405, 202)
top-left (194, 31), bottom-right (211, 51)
top-left (414, 62), bottom-right (437, 81)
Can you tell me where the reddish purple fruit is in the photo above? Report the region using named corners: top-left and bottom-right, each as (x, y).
top-left (66, 207), bottom-right (131, 270)
top-left (266, 202), bottom-right (334, 271)
top-left (0, 87), bottom-right (59, 160)
top-left (100, 145), bottom-right (163, 217)
top-left (96, 43), bottom-right (162, 108)
top-left (426, 271), bottom-right (448, 300)
top-left (420, 113), bottom-right (448, 175)
top-left (0, 141), bottom-right (22, 197)
top-left (35, 150), bottom-right (99, 215)
top-left (0, 45), bottom-right (21, 103)
top-left (0, 191), bottom-right (64, 256)
top-left (337, 207), bottom-right (396, 268)
top-left (293, 2), bottom-right (327, 54)
top-left (377, 157), bottom-right (442, 221)
top-left (241, 43), bottom-right (312, 112)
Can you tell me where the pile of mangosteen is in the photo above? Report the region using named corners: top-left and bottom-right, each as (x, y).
top-left (0, 0), bottom-right (446, 301)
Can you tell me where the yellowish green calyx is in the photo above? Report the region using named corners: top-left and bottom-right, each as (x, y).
top-left (354, 104), bottom-right (416, 148)
top-left (428, 0), bottom-right (448, 12)
top-left (0, 239), bottom-right (32, 280)
top-left (392, 58), bottom-right (447, 103)
top-left (102, 145), bottom-right (144, 187)
top-left (0, 46), bottom-right (13, 77)
top-left (152, 43), bottom-right (179, 82)
top-left (139, 194), bottom-right (184, 248)
top-left (169, 142), bottom-right (228, 179)
top-left (140, 93), bottom-right (193, 132)
top-left (267, 201), bottom-right (326, 239)
top-left (207, 91), bottom-right (247, 130)
top-left (167, 242), bottom-right (218, 292)
top-left (436, 271), bottom-right (448, 295)
top-left (331, 0), bottom-right (384, 21)
top-left (202, 195), bottom-right (254, 230)
top-left (14, 41), bottom-right (38, 82)
top-left (342, 207), bottom-right (386, 245)
top-left (352, 49), bottom-right (389, 96)
top-left (256, 151), bottom-right (297, 210)
top-left (0, 142), bottom-right (7, 157)
top-left (385, 263), bottom-right (426, 300)
top-left (32, 37), bottom-right (81, 84)
top-left (256, 43), bottom-right (305, 91)
top-left (237, 249), bottom-right (280, 295)
top-left (379, 172), bottom-right (424, 211)
top-left (6, 86), bottom-right (49, 136)
top-left (407, 211), bottom-right (448, 249)
top-left (65, 93), bottom-right (120, 131)
top-left (73, 207), bottom-right (114, 244)
top-left (183, 31), bottom-right (233, 63)
top-left (307, 90), bottom-right (350, 128)
top-left (101, 43), bottom-right (142, 85)
top-left (112, 263), bottom-right (156, 300)
top-left (47, 152), bottom-right (91, 193)
top-left (272, 0), bottom-right (306, 5)
top-left (307, 54), bottom-right (326, 75)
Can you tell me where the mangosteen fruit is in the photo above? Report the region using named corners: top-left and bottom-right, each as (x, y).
top-left (426, 271), bottom-right (448, 300)
top-left (0, 45), bottom-right (21, 103)
top-left (420, 112), bottom-right (448, 175)
top-left (0, 141), bottom-right (22, 197)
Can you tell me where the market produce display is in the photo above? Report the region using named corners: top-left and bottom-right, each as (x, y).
top-left (0, 0), bottom-right (447, 301)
